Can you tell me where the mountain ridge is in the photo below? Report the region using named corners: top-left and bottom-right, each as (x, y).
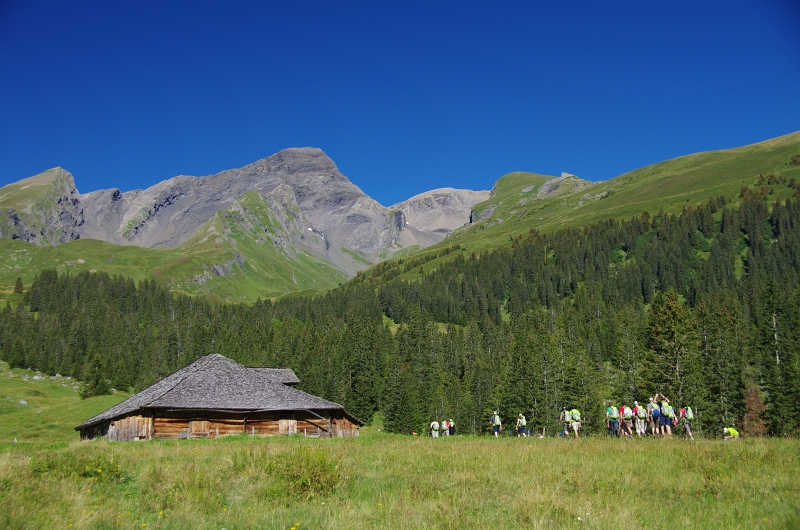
top-left (0, 149), bottom-right (487, 299)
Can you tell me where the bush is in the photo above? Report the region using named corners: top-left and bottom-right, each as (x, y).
top-left (278, 447), bottom-right (344, 498)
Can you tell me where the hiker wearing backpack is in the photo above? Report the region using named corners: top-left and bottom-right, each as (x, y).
top-left (569, 407), bottom-right (581, 439)
top-left (491, 411), bottom-right (502, 437)
top-left (430, 419), bottom-right (440, 438)
top-left (680, 405), bottom-right (695, 441)
top-left (633, 400), bottom-right (647, 437)
top-left (649, 397), bottom-right (661, 436)
top-left (560, 407), bottom-right (571, 437)
top-left (620, 401), bottom-right (634, 437)
top-left (516, 414), bottom-right (527, 437)
top-left (606, 401), bottom-right (620, 437)
top-left (656, 394), bottom-right (673, 437)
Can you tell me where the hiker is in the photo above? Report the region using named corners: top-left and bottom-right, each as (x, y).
top-left (620, 401), bottom-right (633, 437)
top-left (634, 400), bottom-right (646, 437)
top-left (441, 419), bottom-right (449, 437)
top-left (516, 414), bottom-right (527, 437)
top-left (569, 407), bottom-right (581, 439)
top-left (680, 405), bottom-right (695, 441)
top-left (430, 419), bottom-right (439, 438)
top-left (723, 427), bottom-right (739, 440)
top-left (656, 393), bottom-right (673, 437)
top-left (560, 407), bottom-right (571, 437)
top-left (448, 419), bottom-right (456, 436)
top-left (649, 397), bottom-right (661, 436)
top-left (606, 401), bottom-right (620, 437)
top-left (491, 411), bottom-right (502, 437)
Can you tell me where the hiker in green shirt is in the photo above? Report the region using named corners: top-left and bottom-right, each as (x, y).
top-left (560, 407), bottom-right (571, 437)
top-left (491, 411), bottom-right (502, 437)
top-left (606, 401), bottom-right (620, 437)
top-left (656, 393), bottom-right (673, 437)
top-left (516, 414), bottom-right (527, 437)
top-left (569, 407), bottom-right (581, 439)
top-left (680, 404), bottom-right (695, 441)
top-left (723, 427), bottom-right (739, 440)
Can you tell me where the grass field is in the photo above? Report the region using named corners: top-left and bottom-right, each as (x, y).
top-left (1, 363), bottom-right (799, 529)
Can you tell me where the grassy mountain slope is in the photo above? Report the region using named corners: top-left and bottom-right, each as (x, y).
top-left (450, 132), bottom-right (800, 249)
top-left (0, 167), bottom-right (81, 245)
top-left (457, 131), bottom-right (800, 247)
top-left (0, 190), bottom-right (347, 305)
top-left (0, 361), bottom-right (127, 444)
top-left (373, 130), bottom-right (800, 281)
top-left (0, 168), bottom-right (65, 213)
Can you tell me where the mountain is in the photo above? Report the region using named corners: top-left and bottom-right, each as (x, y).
top-left (352, 131), bottom-right (800, 284)
top-left (390, 188), bottom-right (491, 249)
top-left (0, 149), bottom-right (488, 300)
top-left (451, 131), bottom-right (800, 247)
top-left (0, 168), bottom-right (83, 245)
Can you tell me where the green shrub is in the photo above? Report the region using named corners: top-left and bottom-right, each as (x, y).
top-left (277, 446), bottom-right (344, 498)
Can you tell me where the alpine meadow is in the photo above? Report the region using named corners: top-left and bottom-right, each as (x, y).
top-left (2, 132), bottom-right (800, 528)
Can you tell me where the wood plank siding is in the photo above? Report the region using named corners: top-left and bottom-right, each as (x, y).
top-left (81, 409), bottom-right (359, 441)
top-left (108, 415), bottom-right (152, 442)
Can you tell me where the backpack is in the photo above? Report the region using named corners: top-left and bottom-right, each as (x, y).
top-left (652, 407), bottom-right (660, 419)
top-left (636, 406), bottom-right (646, 419)
top-left (686, 407), bottom-right (694, 420)
top-left (571, 410), bottom-right (580, 422)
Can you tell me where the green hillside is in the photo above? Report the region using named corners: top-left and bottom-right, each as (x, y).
top-left (0, 190), bottom-right (347, 305)
top-left (0, 167), bottom-right (65, 212)
top-left (0, 360), bottom-right (127, 444)
top-left (373, 130), bottom-right (800, 281)
top-left (455, 130), bottom-right (800, 248)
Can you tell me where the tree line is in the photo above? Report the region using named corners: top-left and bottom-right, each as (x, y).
top-left (1, 187), bottom-right (799, 437)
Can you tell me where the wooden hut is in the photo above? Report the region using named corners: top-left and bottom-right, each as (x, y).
top-left (75, 354), bottom-right (362, 441)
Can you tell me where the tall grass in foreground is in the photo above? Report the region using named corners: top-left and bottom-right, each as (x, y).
top-left (1, 432), bottom-right (798, 529)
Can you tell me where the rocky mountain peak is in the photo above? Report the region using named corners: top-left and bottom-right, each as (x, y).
top-left (0, 167), bottom-right (83, 245)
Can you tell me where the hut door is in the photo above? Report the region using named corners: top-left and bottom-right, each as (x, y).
top-left (279, 413), bottom-right (296, 435)
top-left (190, 420), bottom-right (209, 438)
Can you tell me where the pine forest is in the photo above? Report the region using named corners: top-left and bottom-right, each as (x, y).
top-left (2, 189), bottom-right (799, 438)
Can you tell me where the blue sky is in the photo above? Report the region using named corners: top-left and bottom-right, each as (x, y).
top-left (1, 1), bottom-right (799, 207)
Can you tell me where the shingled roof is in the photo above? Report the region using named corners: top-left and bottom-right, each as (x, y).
top-left (76, 354), bottom-right (361, 429)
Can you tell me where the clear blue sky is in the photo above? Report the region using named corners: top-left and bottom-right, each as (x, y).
top-left (1, 1), bottom-right (799, 207)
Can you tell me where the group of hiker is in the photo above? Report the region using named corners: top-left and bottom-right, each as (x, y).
top-left (428, 418), bottom-right (456, 437)
top-left (604, 393), bottom-right (694, 439)
top-left (430, 392), bottom-right (742, 439)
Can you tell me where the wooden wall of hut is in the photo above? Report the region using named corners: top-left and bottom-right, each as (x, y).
top-left (108, 415), bottom-right (152, 442)
top-left (330, 415), bottom-right (360, 437)
top-left (83, 409), bottom-right (359, 441)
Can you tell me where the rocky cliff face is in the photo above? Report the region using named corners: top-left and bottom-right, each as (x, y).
top-left (76, 148), bottom-right (407, 276)
top-left (390, 188), bottom-right (490, 247)
top-left (1, 149), bottom-right (486, 278)
top-left (0, 168), bottom-right (84, 245)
